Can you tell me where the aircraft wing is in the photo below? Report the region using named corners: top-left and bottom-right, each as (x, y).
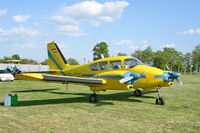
top-left (16, 73), bottom-right (105, 85)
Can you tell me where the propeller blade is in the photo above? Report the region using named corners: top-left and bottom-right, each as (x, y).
top-left (166, 65), bottom-right (171, 71)
top-left (140, 70), bottom-right (147, 75)
top-left (119, 76), bottom-right (134, 83)
top-left (176, 78), bottom-right (183, 85)
top-left (166, 65), bottom-right (174, 75)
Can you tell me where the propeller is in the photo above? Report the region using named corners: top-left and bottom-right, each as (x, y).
top-left (119, 71), bottom-right (147, 84)
top-left (176, 78), bottom-right (183, 85)
top-left (165, 65), bottom-right (172, 73)
top-left (119, 76), bottom-right (134, 83)
top-left (165, 65), bottom-right (182, 85)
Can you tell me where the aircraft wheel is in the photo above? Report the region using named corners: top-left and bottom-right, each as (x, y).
top-left (89, 94), bottom-right (98, 102)
top-left (156, 97), bottom-right (165, 105)
top-left (134, 90), bottom-right (143, 97)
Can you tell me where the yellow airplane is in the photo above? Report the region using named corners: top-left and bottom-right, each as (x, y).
top-left (16, 41), bottom-right (182, 105)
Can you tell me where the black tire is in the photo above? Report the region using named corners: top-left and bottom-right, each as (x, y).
top-left (156, 97), bottom-right (165, 105)
top-left (89, 94), bottom-right (98, 102)
top-left (134, 90), bottom-right (143, 97)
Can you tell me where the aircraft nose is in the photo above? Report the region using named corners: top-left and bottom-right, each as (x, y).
top-left (162, 71), bottom-right (181, 82)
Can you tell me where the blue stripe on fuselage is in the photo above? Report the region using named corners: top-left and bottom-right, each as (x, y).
top-left (154, 75), bottom-right (163, 78)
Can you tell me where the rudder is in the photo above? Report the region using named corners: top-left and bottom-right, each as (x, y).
top-left (47, 41), bottom-right (69, 71)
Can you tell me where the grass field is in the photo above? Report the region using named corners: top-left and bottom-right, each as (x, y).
top-left (0, 75), bottom-right (200, 133)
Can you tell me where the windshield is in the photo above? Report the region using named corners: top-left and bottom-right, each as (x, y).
top-left (124, 58), bottom-right (143, 68)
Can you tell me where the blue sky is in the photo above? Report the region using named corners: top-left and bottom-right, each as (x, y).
top-left (0, 0), bottom-right (200, 63)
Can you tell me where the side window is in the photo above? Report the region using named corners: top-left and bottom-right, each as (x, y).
top-left (98, 61), bottom-right (108, 70)
top-left (110, 60), bottom-right (122, 70)
top-left (89, 63), bottom-right (99, 71)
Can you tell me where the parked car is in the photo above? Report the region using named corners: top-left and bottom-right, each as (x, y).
top-left (0, 69), bottom-right (14, 81)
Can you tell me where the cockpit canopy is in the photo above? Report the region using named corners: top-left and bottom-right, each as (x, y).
top-left (89, 57), bottom-right (143, 71)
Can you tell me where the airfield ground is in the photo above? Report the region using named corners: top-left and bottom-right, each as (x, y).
top-left (0, 75), bottom-right (200, 133)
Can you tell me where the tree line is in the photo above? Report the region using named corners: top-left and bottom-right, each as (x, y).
top-left (0, 54), bottom-right (80, 65)
top-left (1, 42), bottom-right (200, 73)
top-left (0, 54), bottom-right (38, 64)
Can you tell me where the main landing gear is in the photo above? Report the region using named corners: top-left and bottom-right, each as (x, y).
top-left (155, 89), bottom-right (165, 105)
top-left (89, 93), bottom-right (98, 102)
top-left (133, 90), bottom-right (143, 97)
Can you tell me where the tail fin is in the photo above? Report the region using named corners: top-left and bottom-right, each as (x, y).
top-left (47, 41), bottom-right (69, 71)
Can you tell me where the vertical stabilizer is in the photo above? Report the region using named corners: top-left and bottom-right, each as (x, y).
top-left (47, 41), bottom-right (69, 71)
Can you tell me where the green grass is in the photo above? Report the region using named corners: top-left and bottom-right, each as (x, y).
top-left (0, 75), bottom-right (200, 133)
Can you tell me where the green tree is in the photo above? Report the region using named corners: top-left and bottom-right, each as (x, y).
top-left (93, 42), bottom-right (109, 61)
top-left (21, 58), bottom-right (38, 64)
top-left (153, 50), bottom-right (167, 69)
top-left (192, 44), bottom-right (200, 71)
top-left (0, 58), bottom-right (4, 63)
top-left (141, 47), bottom-right (154, 65)
top-left (183, 53), bottom-right (192, 72)
top-left (131, 47), bottom-right (154, 65)
top-left (153, 47), bottom-right (183, 71)
top-left (131, 50), bottom-right (143, 60)
top-left (117, 52), bottom-right (127, 56)
top-left (163, 47), bottom-right (183, 71)
top-left (3, 56), bottom-right (12, 61)
top-left (12, 54), bottom-right (20, 60)
top-left (67, 58), bottom-right (79, 65)
top-left (41, 59), bottom-right (49, 65)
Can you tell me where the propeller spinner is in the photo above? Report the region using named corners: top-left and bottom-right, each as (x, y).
top-left (166, 65), bottom-right (182, 85)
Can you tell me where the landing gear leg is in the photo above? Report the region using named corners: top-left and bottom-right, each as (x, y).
top-left (89, 92), bottom-right (98, 102)
top-left (133, 89), bottom-right (143, 97)
top-left (155, 88), bottom-right (165, 105)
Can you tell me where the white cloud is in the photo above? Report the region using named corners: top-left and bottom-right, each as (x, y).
top-left (58, 44), bottom-right (67, 48)
top-left (56, 25), bottom-right (89, 36)
top-left (13, 44), bottom-right (38, 49)
top-left (116, 39), bottom-right (134, 45)
top-left (0, 9), bottom-right (7, 16)
top-left (115, 40), bottom-right (149, 51)
top-left (0, 37), bottom-right (8, 42)
top-left (51, 15), bottom-right (79, 25)
top-left (141, 40), bottom-right (149, 44)
top-left (0, 26), bottom-right (40, 37)
top-left (161, 43), bottom-right (175, 48)
top-left (179, 28), bottom-right (200, 34)
top-left (51, 1), bottom-right (129, 36)
top-left (54, 1), bottom-right (129, 26)
top-left (33, 22), bottom-right (40, 26)
top-left (13, 15), bottom-right (30, 23)
top-left (129, 45), bottom-right (149, 51)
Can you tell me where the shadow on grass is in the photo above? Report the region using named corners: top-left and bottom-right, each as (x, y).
top-left (143, 90), bottom-right (157, 94)
top-left (0, 91), bottom-right (143, 107)
top-left (5, 88), bottom-right (159, 107)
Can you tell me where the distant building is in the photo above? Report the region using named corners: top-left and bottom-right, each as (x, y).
top-left (4, 60), bottom-right (21, 64)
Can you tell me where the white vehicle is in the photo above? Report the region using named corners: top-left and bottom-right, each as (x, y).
top-left (0, 70), bottom-right (14, 81)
